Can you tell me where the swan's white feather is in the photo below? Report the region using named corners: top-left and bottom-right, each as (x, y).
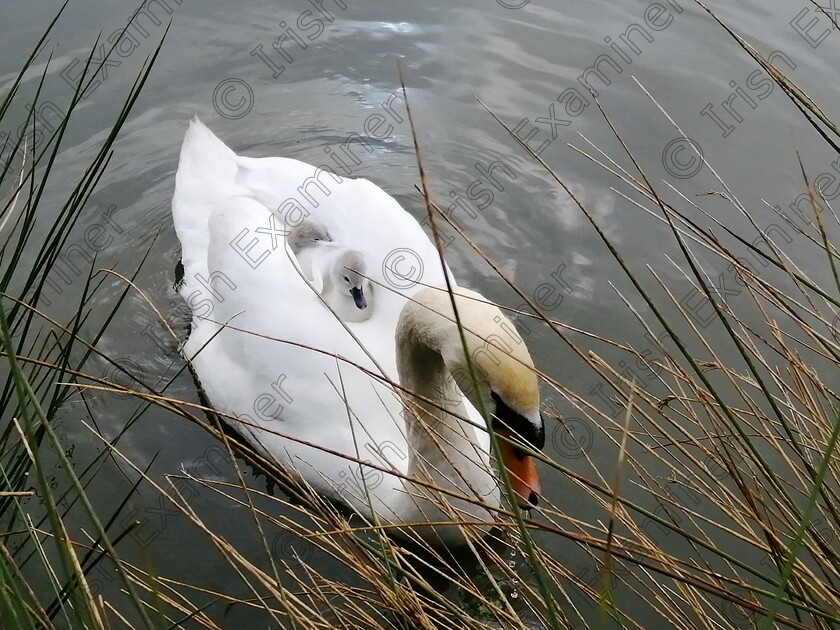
top-left (171, 119), bottom-right (489, 517)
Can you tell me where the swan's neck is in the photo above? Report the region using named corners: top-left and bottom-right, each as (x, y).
top-left (394, 334), bottom-right (498, 526)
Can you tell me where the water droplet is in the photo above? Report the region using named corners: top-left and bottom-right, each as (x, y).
top-left (510, 591), bottom-right (519, 600)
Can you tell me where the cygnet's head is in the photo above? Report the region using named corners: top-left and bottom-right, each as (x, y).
top-left (333, 250), bottom-right (370, 310)
top-left (288, 219), bottom-right (332, 254)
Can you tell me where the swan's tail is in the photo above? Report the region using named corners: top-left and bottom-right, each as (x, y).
top-left (175, 117), bottom-right (238, 189)
top-left (172, 117), bottom-right (239, 288)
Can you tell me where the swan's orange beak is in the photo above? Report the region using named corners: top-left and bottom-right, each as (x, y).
top-left (498, 429), bottom-right (541, 509)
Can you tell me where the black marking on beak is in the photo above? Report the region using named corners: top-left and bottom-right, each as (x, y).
top-left (350, 287), bottom-right (367, 309)
top-left (490, 391), bottom-right (546, 451)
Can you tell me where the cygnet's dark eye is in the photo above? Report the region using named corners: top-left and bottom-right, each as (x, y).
top-left (343, 276), bottom-right (350, 283)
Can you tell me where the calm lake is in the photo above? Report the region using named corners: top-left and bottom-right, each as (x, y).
top-left (3, 0), bottom-right (839, 627)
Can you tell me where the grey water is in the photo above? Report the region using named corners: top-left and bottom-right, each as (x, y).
top-left (3, 0), bottom-right (839, 627)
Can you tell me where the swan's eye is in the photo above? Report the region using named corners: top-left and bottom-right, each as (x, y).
top-left (343, 275), bottom-right (350, 283)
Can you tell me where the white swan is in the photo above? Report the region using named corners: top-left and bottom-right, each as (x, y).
top-left (288, 219), bottom-right (372, 322)
top-left (171, 118), bottom-right (545, 543)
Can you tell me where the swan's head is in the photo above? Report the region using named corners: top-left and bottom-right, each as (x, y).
top-left (288, 219), bottom-right (332, 254)
top-left (401, 287), bottom-right (545, 509)
top-left (334, 250), bottom-right (370, 310)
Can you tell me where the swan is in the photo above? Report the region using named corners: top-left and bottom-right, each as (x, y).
top-left (286, 217), bottom-right (333, 279)
top-left (288, 219), bottom-right (372, 321)
top-left (171, 118), bottom-right (545, 543)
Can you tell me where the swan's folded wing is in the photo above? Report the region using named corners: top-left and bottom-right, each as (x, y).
top-left (182, 191), bottom-right (408, 451)
top-left (235, 153), bottom-right (456, 304)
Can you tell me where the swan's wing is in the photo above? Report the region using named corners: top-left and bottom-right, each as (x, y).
top-left (309, 256), bottom-right (325, 294)
top-left (234, 152), bottom-right (456, 304)
top-left (178, 187), bottom-right (410, 500)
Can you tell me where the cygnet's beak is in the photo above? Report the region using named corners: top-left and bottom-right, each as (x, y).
top-left (350, 287), bottom-right (367, 309)
top-left (497, 429), bottom-right (541, 509)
